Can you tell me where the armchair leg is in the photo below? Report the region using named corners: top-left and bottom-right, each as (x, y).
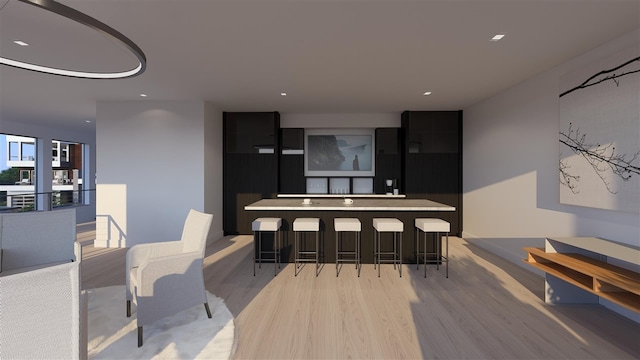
top-left (204, 303), bottom-right (212, 318)
top-left (126, 300), bottom-right (131, 317)
top-left (138, 326), bottom-right (143, 347)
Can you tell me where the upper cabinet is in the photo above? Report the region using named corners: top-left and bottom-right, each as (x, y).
top-left (376, 127), bottom-right (402, 155)
top-left (280, 128), bottom-right (304, 154)
top-left (404, 111), bottom-right (460, 154)
top-left (279, 128), bottom-right (306, 193)
top-left (224, 112), bottom-right (279, 154)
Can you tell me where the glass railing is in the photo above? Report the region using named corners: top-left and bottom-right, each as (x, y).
top-left (0, 188), bottom-right (95, 212)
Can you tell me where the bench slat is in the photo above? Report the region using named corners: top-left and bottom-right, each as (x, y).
top-left (524, 247), bottom-right (640, 295)
top-left (523, 247), bottom-right (640, 313)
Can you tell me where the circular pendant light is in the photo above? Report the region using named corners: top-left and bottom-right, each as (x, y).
top-left (0, 0), bottom-right (146, 79)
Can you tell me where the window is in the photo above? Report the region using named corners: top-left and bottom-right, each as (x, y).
top-left (0, 134), bottom-right (91, 211)
top-left (20, 141), bottom-right (35, 161)
top-left (52, 139), bottom-right (86, 208)
top-left (9, 141), bottom-right (19, 161)
top-left (52, 142), bottom-right (59, 162)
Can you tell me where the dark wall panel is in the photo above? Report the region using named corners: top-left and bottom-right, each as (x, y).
top-left (402, 111), bottom-right (463, 236)
top-left (223, 112), bottom-right (279, 234)
top-left (375, 128), bottom-right (402, 194)
top-left (279, 155), bottom-right (305, 193)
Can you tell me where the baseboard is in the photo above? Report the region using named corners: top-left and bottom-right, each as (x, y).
top-left (207, 230), bottom-right (225, 246)
top-left (93, 239), bottom-right (125, 248)
top-left (461, 232), bottom-right (545, 276)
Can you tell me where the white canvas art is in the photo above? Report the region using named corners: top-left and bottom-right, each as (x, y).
top-left (559, 45), bottom-right (640, 213)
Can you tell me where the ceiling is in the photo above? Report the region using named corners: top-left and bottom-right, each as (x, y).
top-left (0, 0), bottom-right (638, 131)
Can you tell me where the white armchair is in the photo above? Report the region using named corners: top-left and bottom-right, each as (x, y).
top-left (125, 209), bottom-right (214, 347)
top-left (0, 209), bottom-right (87, 360)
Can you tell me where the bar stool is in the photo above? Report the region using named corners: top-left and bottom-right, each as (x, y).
top-left (373, 218), bottom-right (404, 278)
top-left (415, 218), bottom-right (450, 278)
top-left (252, 217), bottom-right (282, 276)
top-left (334, 218), bottom-right (361, 277)
top-left (294, 218), bottom-right (321, 276)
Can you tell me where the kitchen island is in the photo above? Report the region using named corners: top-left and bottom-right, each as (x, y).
top-left (244, 197), bottom-right (455, 264)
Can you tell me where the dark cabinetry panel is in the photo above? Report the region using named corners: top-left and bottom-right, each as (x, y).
top-left (281, 128), bottom-right (304, 152)
top-left (402, 111), bottom-right (462, 236)
top-left (405, 111), bottom-right (460, 154)
top-left (223, 112), bottom-right (279, 234)
top-left (224, 112), bottom-right (462, 236)
top-left (225, 112), bottom-right (278, 153)
top-left (279, 128), bottom-right (306, 194)
top-left (375, 128), bottom-right (402, 194)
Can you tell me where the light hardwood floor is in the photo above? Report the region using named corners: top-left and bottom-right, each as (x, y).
top-left (79, 223), bottom-right (640, 359)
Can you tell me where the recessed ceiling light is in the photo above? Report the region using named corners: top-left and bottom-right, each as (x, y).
top-left (85, 120), bottom-right (91, 123)
top-left (423, 91), bottom-right (432, 96)
top-left (491, 34), bottom-right (506, 41)
top-left (13, 40), bottom-right (29, 46)
top-left (140, 93), bottom-right (147, 97)
top-left (280, 92), bottom-right (287, 96)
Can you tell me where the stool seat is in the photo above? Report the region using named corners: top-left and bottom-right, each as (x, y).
top-left (334, 218), bottom-right (361, 232)
top-left (293, 218), bottom-right (320, 232)
top-left (373, 218), bottom-right (404, 233)
top-left (415, 218), bottom-right (450, 233)
top-left (252, 217), bottom-right (282, 231)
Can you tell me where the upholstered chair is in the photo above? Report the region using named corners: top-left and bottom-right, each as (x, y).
top-left (0, 209), bottom-right (87, 360)
top-left (125, 209), bottom-right (213, 347)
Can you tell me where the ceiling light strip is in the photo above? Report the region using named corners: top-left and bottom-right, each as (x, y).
top-left (0, 0), bottom-right (146, 79)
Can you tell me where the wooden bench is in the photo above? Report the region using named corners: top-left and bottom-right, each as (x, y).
top-left (523, 247), bottom-right (640, 313)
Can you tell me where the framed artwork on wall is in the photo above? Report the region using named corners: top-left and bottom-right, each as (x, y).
top-left (304, 128), bottom-right (375, 177)
top-left (559, 44), bottom-right (639, 213)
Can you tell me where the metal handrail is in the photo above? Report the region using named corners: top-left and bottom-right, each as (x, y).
top-left (0, 188), bottom-right (95, 212)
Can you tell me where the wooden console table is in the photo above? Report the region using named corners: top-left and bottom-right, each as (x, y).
top-left (523, 237), bottom-right (640, 313)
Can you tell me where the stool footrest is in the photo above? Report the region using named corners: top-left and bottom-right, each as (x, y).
top-left (415, 226), bottom-right (449, 278)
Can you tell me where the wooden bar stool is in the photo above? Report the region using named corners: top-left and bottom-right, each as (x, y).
top-left (334, 218), bottom-right (361, 277)
top-left (294, 218), bottom-right (321, 276)
top-left (373, 218), bottom-right (404, 278)
top-left (415, 218), bottom-right (450, 278)
top-left (252, 217), bottom-right (282, 276)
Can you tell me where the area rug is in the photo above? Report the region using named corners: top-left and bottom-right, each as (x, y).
top-left (87, 286), bottom-right (235, 359)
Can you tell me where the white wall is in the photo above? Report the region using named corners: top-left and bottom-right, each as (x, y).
top-left (204, 102), bottom-right (224, 242)
top-left (0, 119), bottom-right (96, 223)
top-left (95, 100), bottom-right (223, 247)
top-left (463, 29), bottom-right (640, 321)
top-left (463, 30), bottom-right (639, 266)
top-left (281, 112), bottom-right (400, 128)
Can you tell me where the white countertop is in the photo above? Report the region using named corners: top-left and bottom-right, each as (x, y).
top-left (245, 198), bottom-right (455, 211)
top-left (277, 194), bottom-right (406, 198)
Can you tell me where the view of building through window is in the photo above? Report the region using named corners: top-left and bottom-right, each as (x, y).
top-left (0, 133), bottom-right (86, 211)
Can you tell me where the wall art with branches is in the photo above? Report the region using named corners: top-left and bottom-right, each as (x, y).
top-left (559, 45), bottom-right (639, 213)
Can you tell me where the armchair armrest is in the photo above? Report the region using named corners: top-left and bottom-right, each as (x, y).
top-left (125, 241), bottom-right (183, 302)
top-left (132, 251), bottom-right (207, 327)
top-left (126, 241), bottom-right (183, 270)
top-left (136, 251), bottom-right (203, 295)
